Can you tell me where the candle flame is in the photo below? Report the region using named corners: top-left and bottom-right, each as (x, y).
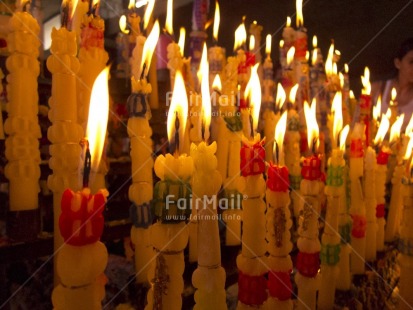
top-left (143, 0), bottom-right (155, 30)
top-left (390, 114), bottom-right (404, 144)
top-left (287, 46), bottom-right (295, 66)
top-left (286, 16), bottom-right (291, 27)
top-left (391, 87), bottom-right (397, 103)
top-left (128, 0), bottom-right (135, 10)
top-left (61, 0), bottom-right (79, 20)
top-left (234, 20), bottom-right (247, 51)
top-left (274, 111), bottom-right (288, 162)
top-left (332, 91), bottom-right (343, 148)
top-left (406, 114), bottom-right (413, 136)
top-left (279, 39), bottom-right (284, 48)
top-left (200, 44), bottom-right (211, 141)
top-left (165, 0), bottom-right (173, 35)
top-left (296, 0), bottom-right (303, 27)
top-left (139, 20), bottom-right (160, 78)
top-left (404, 133), bottom-right (413, 161)
top-left (167, 70), bottom-right (188, 147)
top-left (374, 113), bottom-right (390, 146)
top-left (333, 62), bottom-right (338, 75)
top-left (312, 35), bottom-right (317, 48)
top-left (339, 124), bottom-right (349, 151)
top-left (213, 0), bottom-right (220, 41)
top-left (305, 51), bottom-right (309, 62)
top-left (373, 96), bottom-right (382, 122)
top-left (350, 90), bottom-right (355, 99)
top-left (276, 83), bottom-right (286, 110)
top-left (339, 72), bottom-right (344, 89)
top-left (386, 107), bottom-right (392, 119)
top-left (212, 74), bottom-right (221, 92)
top-left (325, 43), bottom-right (334, 77)
top-left (249, 35), bottom-right (255, 51)
top-left (178, 27), bottom-right (185, 57)
top-left (289, 83), bottom-right (298, 105)
top-left (304, 99), bottom-right (319, 151)
top-left (266, 34), bottom-right (272, 55)
top-left (311, 49), bottom-right (317, 66)
top-left (119, 15), bottom-right (129, 34)
top-left (86, 67), bottom-right (110, 172)
top-left (344, 63), bottom-right (349, 74)
top-left (361, 67), bottom-right (371, 95)
top-left (245, 63), bottom-right (261, 132)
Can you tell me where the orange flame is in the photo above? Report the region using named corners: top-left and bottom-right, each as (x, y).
top-left (165, 0), bottom-right (173, 35)
top-left (213, 1), bottom-right (220, 41)
top-left (332, 92), bottom-right (343, 148)
top-left (245, 63), bottom-right (261, 133)
top-left (119, 15), bottom-right (129, 34)
top-left (143, 0), bottom-right (155, 30)
top-left (361, 67), bottom-right (371, 95)
top-left (304, 99), bottom-right (319, 151)
top-left (266, 34), bottom-right (272, 55)
top-left (139, 20), bottom-right (160, 78)
top-left (276, 83), bottom-right (286, 110)
top-left (200, 44), bottom-right (211, 141)
top-left (274, 111), bottom-right (288, 165)
top-left (390, 114), bottom-right (404, 144)
top-left (234, 19), bottom-right (247, 51)
top-left (340, 124), bottom-right (349, 151)
top-left (212, 74), bottom-right (221, 92)
top-left (178, 27), bottom-right (185, 57)
top-left (374, 113), bottom-right (390, 146)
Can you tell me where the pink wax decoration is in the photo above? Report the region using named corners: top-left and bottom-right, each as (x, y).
top-left (268, 271), bottom-right (292, 300)
top-left (59, 188), bottom-right (107, 246)
top-left (240, 141), bottom-right (265, 176)
top-left (267, 163), bottom-right (290, 192)
top-left (238, 271), bottom-right (268, 306)
top-left (301, 155), bottom-right (322, 181)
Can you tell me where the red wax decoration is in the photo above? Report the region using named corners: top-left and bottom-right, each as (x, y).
top-left (350, 138), bottom-right (364, 158)
top-left (376, 203), bottom-right (386, 218)
top-left (301, 155), bottom-right (322, 181)
top-left (351, 214), bottom-right (367, 238)
top-left (239, 98), bottom-right (248, 109)
top-left (268, 270), bottom-right (292, 300)
top-left (245, 51), bottom-right (255, 66)
top-left (294, 35), bottom-right (308, 59)
top-left (359, 94), bottom-right (371, 145)
top-left (80, 22), bottom-right (104, 50)
top-left (300, 131), bottom-right (308, 154)
top-left (238, 271), bottom-right (267, 306)
top-left (240, 141), bottom-right (265, 176)
top-left (238, 60), bottom-right (248, 75)
top-left (377, 151), bottom-right (390, 165)
top-left (296, 251), bottom-right (320, 278)
top-left (59, 188), bottom-right (107, 246)
top-left (267, 164), bottom-right (290, 192)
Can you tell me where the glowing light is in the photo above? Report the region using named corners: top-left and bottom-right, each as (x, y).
top-left (289, 83), bottom-right (299, 106)
top-left (276, 83), bottom-right (287, 110)
top-left (374, 114), bottom-right (390, 146)
top-left (143, 0), bottom-right (155, 30)
top-left (390, 114), bottom-right (404, 144)
top-left (406, 114), bottom-right (413, 136)
top-left (274, 111), bottom-right (288, 165)
top-left (139, 20), bottom-right (160, 78)
top-left (279, 39), bottom-right (284, 49)
top-left (128, 0), bottom-right (135, 10)
top-left (178, 27), bottom-right (185, 57)
top-left (304, 99), bottom-right (319, 151)
top-left (86, 67), bottom-right (110, 172)
top-left (199, 44), bottom-right (211, 141)
top-left (212, 74), bottom-right (221, 92)
top-left (296, 0), bottom-right (303, 27)
top-left (312, 35), bottom-right (317, 48)
top-left (373, 96), bottom-right (382, 123)
top-left (340, 125), bottom-right (349, 151)
top-left (286, 16), bottom-right (291, 27)
top-left (287, 46), bottom-right (295, 66)
top-left (361, 67), bottom-right (371, 95)
top-left (213, 1), bottom-right (220, 41)
top-left (249, 35), bottom-right (255, 51)
top-left (119, 15), bottom-right (129, 34)
top-left (332, 92), bottom-right (343, 148)
top-left (234, 19), bottom-right (247, 51)
top-left (165, 0), bottom-right (173, 35)
top-left (266, 34), bottom-right (272, 55)
top-left (245, 63), bottom-right (261, 133)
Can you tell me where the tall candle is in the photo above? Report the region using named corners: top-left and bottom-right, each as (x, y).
top-left (364, 146), bottom-right (377, 262)
top-left (128, 21), bottom-right (159, 283)
top-left (4, 8), bottom-right (41, 211)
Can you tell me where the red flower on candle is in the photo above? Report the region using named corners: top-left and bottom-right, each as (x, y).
top-left (238, 271), bottom-right (267, 306)
top-left (377, 151), bottom-right (390, 165)
top-left (301, 155), bottom-right (322, 181)
top-left (240, 141), bottom-right (265, 176)
top-left (59, 188), bottom-right (107, 246)
top-left (296, 251), bottom-right (320, 278)
top-left (350, 139), bottom-right (364, 158)
top-left (268, 270), bottom-right (292, 300)
top-left (245, 51), bottom-right (255, 67)
top-left (351, 214), bottom-right (367, 238)
top-left (267, 164), bottom-right (290, 192)
top-left (376, 203), bottom-right (386, 218)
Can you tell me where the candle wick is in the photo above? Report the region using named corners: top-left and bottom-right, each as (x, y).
top-left (81, 139), bottom-right (91, 188)
top-left (175, 111), bottom-right (180, 153)
top-left (275, 141), bottom-right (279, 165)
top-left (249, 113), bottom-right (253, 139)
top-left (140, 62), bottom-right (147, 81)
top-left (22, 0), bottom-right (31, 12)
top-left (312, 137), bottom-right (317, 154)
top-left (61, 3), bottom-right (69, 28)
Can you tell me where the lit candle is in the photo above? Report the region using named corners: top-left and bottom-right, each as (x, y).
top-left (191, 47), bottom-right (226, 308)
top-left (296, 100), bottom-right (322, 310)
top-left (146, 71), bottom-right (192, 310)
top-left (52, 68), bottom-right (110, 309)
top-left (238, 63), bottom-right (268, 308)
top-left (266, 111), bottom-right (294, 310)
top-left (364, 146), bottom-right (377, 262)
top-left (385, 115), bottom-right (405, 242)
top-left (127, 21), bottom-right (159, 284)
top-left (373, 114), bottom-right (390, 252)
top-left (318, 123), bottom-right (349, 310)
top-left (261, 34), bottom-right (275, 113)
top-left (47, 0), bottom-right (83, 257)
top-left (4, 2), bottom-right (41, 211)
top-left (359, 67), bottom-right (372, 145)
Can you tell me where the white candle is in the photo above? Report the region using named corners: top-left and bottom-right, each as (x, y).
top-left (364, 147), bottom-right (377, 262)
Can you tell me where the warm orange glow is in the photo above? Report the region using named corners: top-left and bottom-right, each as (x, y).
top-left (361, 67), bottom-right (371, 95)
top-left (62, 0), bottom-right (79, 20)
top-left (296, 0), bottom-right (303, 27)
top-left (266, 34), bottom-right (272, 55)
top-left (287, 46), bottom-right (295, 66)
top-left (311, 49), bottom-right (317, 66)
top-left (344, 63), bottom-right (349, 74)
top-left (404, 133), bottom-right (413, 162)
top-left (234, 20), bottom-right (247, 51)
top-left (286, 16), bottom-right (291, 27)
top-left (289, 83), bottom-right (298, 106)
top-left (391, 87), bottom-right (397, 105)
top-left (86, 67), bottom-right (110, 172)
top-left (245, 63), bottom-right (261, 133)
top-left (143, 0), bottom-right (155, 30)
top-left (274, 111), bottom-right (287, 165)
top-left (119, 15), bottom-right (129, 34)
top-left (213, 0), bottom-right (220, 41)
top-left (92, 0), bottom-right (99, 7)
top-left (167, 70), bottom-right (188, 151)
top-left (139, 20), bottom-right (160, 78)
top-left (128, 0), bottom-right (135, 10)
top-left (276, 83), bottom-right (287, 110)
top-left (279, 39), bottom-right (284, 49)
top-left (249, 35), bottom-right (255, 51)
top-left (325, 43), bottom-right (334, 77)
top-left (339, 72), bottom-right (344, 89)
top-left (212, 74), bottom-right (222, 92)
top-left (386, 107), bottom-right (392, 119)
top-left (332, 92), bottom-right (343, 148)
top-left (350, 90), bottom-right (355, 99)
top-left (406, 114), bottom-right (413, 136)
top-left (374, 114), bottom-right (390, 146)
top-left (305, 51), bottom-right (309, 62)
top-left (333, 62), bottom-right (338, 75)
top-left (390, 114), bottom-right (404, 144)
top-left (304, 99), bottom-right (319, 151)
top-left (178, 27), bottom-right (185, 57)
top-left (339, 124), bottom-right (349, 151)
top-left (373, 96), bottom-right (382, 122)
top-left (165, 0), bottom-right (173, 35)
top-left (200, 44), bottom-right (211, 141)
